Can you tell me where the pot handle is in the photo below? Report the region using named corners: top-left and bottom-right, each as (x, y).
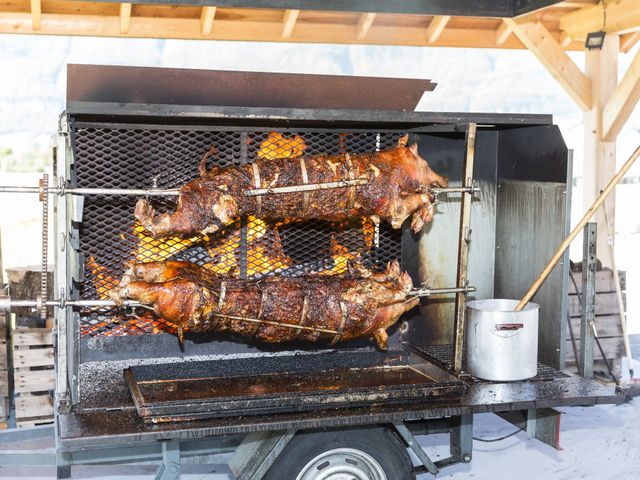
top-left (495, 323), bottom-right (524, 331)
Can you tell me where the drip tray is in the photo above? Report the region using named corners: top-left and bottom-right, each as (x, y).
top-left (124, 350), bottom-right (467, 423)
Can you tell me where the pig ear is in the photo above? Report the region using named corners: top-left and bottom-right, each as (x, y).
top-left (397, 134), bottom-right (409, 147)
top-left (409, 142), bottom-right (419, 154)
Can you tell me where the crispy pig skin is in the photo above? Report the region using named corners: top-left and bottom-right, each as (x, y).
top-left (135, 137), bottom-right (448, 238)
top-left (110, 260), bottom-right (419, 350)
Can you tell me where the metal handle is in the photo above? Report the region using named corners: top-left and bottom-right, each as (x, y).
top-left (495, 323), bottom-right (524, 331)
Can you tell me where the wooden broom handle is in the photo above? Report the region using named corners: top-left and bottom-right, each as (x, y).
top-left (515, 144), bottom-right (640, 311)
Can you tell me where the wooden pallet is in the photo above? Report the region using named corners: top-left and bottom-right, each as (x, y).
top-left (12, 327), bottom-right (55, 427)
top-left (0, 313), bottom-right (8, 424)
top-left (566, 269), bottom-right (626, 375)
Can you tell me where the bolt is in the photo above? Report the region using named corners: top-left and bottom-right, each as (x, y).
top-left (463, 454), bottom-right (472, 463)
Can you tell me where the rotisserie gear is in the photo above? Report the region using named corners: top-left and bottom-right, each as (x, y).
top-left (135, 135), bottom-right (448, 238)
top-left (109, 260), bottom-right (419, 350)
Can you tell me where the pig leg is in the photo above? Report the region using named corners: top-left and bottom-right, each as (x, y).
top-left (135, 196), bottom-right (209, 238)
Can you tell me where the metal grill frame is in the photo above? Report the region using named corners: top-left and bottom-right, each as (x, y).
top-left (53, 104), bottom-right (562, 411)
top-left (72, 124), bottom-right (405, 338)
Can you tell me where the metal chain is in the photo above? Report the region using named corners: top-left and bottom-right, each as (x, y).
top-left (39, 173), bottom-right (49, 321)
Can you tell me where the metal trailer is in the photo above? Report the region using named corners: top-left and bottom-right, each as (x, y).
top-left (0, 66), bottom-right (623, 479)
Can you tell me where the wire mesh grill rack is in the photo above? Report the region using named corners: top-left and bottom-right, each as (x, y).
top-left (72, 124), bottom-right (404, 337)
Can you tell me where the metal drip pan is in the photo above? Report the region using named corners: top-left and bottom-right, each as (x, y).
top-left (124, 350), bottom-right (467, 423)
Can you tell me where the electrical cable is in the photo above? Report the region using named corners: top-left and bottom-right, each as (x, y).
top-left (472, 426), bottom-right (525, 443)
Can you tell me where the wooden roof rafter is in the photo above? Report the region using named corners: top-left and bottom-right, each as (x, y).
top-left (0, 0), bottom-right (605, 51)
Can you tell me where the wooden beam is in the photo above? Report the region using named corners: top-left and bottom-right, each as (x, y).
top-left (119, 3), bottom-right (131, 35)
top-left (505, 19), bottom-right (592, 111)
top-left (356, 12), bottom-right (376, 40)
top-left (425, 15), bottom-right (450, 44)
top-left (0, 12), bottom-right (587, 51)
top-left (560, 31), bottom-right (572, 48)
top-left (621, 31), bottom-right (640, 53)
top-left (560, 0), bottom-right (640, 40)
top-left (495, 20), bottom-right (512, 45)
top-left (583, 35), bottom-right (618, 267)
top-left (200, 6), bottom-right (216, 36)
top-left (603, 46), bottom-right (640, 141)
top-left (282, 9), bottom-right (299, 38)
top-left (30, 0), bottom-right (41, 31)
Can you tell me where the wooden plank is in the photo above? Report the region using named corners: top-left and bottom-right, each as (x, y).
top-left (565, 336), bottom-right (624, 363)
top-left (14, 368), bottom-right (55, 394)
top-left (495, 20), bottom-right (512, 45)
top-left (569, 315), bottom-right (623, 338)
top-left (0, 369), bottom-right (7, 397)
top-left (29, 0), bottom-right (40, 30)
top-left (425, 15), bottom-right (450, 43)
top-left (569, 292), bottom-right (626, 317)
top-left (602, 46), bottom-right (640, 141)
top-left (568, 269), bottom-right (626, 293)
top-left (0, 12), bottom-right (585, 50)
top-left (12, 328), bottom-right (53, 347)
top-left (355, 12), bottom-right (375, 40)
top-left (282, 9), bottom-right (299, 38)
top-left (0, 397), bottom-right (7, 421)
top-left (621, 31), bottom-right (640, 53)
top-left (16, 417), bottom-right (54, 428)
top-left (200, 5), bottom-right (216, 36)
top-left (559, 0), bottom-right (640, 40)
top-left (12, 347), bottom-right (54, 368)
top-left (15, 393), bottom-right (54, 419)
top-left (119, 2), bottom-right (131, 34)
top-left (505, 19), bottom-right (592, 111)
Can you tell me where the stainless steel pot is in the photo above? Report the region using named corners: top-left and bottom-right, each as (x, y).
top-left (465, 299), bottom-right (539, 381)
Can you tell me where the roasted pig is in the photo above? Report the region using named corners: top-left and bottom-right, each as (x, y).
top-left (135, 135), bottom-right (447, 238)
top-left (110, 260), bottom-right (419, 350)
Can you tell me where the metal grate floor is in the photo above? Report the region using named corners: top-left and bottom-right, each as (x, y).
top-left (413, 344), bottom-right (570, 383)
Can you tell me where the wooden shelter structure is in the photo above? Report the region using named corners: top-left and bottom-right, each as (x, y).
top-left (1, 0), bottom-right (640, 259)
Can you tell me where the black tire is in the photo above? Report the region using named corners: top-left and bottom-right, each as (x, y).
top-left (264, 426), bottom-right (415, 480)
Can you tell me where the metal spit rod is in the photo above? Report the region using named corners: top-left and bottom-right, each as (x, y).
top-left (0, 285), bottom-right (476, 312)
top-left (0, 182), bottom-right (478, 197)
top-left (0, 285), bottom-right (475, 337)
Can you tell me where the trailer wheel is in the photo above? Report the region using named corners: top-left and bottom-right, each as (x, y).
top-left (264, 427), bottom-right (415, 480)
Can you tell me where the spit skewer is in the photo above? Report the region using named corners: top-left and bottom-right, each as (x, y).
top-left (0, 181), bottom-right (477, 198)
top-left (0, 284), bottom-right (476, 312)
top-left (0, 283), bottom-right (477, 337)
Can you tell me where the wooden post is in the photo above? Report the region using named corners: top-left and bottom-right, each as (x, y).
top-left (583, 35), bottom-right (618, 268)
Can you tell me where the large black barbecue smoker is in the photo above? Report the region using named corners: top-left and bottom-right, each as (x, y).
top-left (0, 64), bottom-right (622, 479)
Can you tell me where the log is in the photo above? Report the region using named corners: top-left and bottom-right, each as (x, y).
top-left (6, 266), bottom-right (53, 326)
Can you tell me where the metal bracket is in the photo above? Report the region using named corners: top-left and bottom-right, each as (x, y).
top-left (579, 222), bottom-right (597, 378)
top-left (453, 122), bottom-right (477, 372)
top-left (229, 429), bottom-right (296, 480)
top-left (156, 439), bottom-right (180, 480)
top-left (392, 422), bottom-right (439, 475)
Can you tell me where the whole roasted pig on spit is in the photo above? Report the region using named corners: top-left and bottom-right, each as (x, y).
top-left (135, 135), bottom-right (448, 238)
top-left (110, 260), bottom-right (419, 350)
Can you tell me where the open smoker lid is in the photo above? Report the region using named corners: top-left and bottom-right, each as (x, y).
top-left (66, 64), bottom-right (436, 111)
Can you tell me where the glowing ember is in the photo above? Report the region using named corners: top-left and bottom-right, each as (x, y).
top-left (205, 216), bottom-right (292, 277)
top-left (87, 256), bottom-right (118, 299)
top-left (258, 132), bottom-right (306, 159)
top-left (133, 223), bottom-right (202, 262)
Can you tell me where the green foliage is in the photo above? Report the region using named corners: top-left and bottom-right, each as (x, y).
top-left (0, 145), bottom-right (51, 172)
